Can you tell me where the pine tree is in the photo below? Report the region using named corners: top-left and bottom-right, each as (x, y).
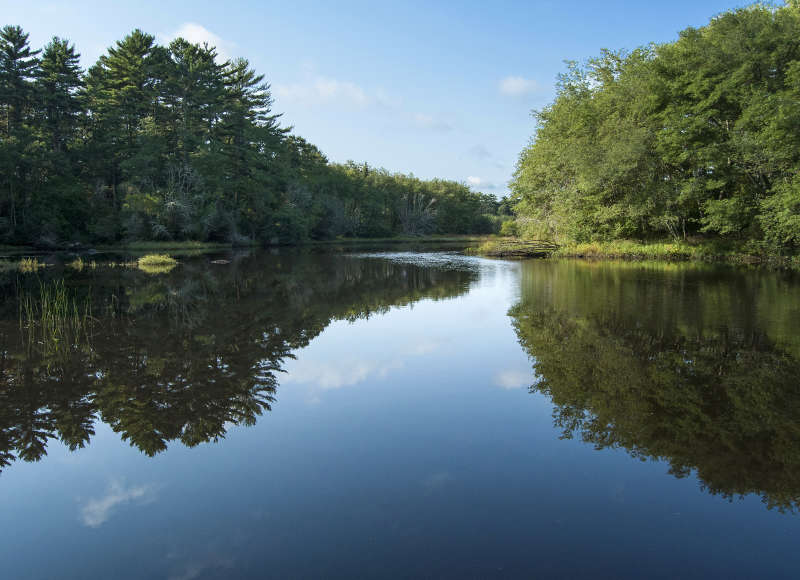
top-left (36, 37), bottom-right (82, 153)
top-left (214, 57), bottom-right (287, 237)
top-left (0, 25), bottom-right (39, 136)
top-left (164, 38), bottom-right (225, 166)
top-left (84, 30), bottom-right (160, 198)
top-left (0, 25), bottom-right (40, 238)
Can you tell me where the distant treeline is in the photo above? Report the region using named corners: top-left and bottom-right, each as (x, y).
top-left (0, 27), bottom-right (508, 247)
top-left (511, 2), bottom-right (800, 250)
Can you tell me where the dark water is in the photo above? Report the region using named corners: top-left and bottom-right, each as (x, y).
top-left (2, 250), bottom-right (800, 579)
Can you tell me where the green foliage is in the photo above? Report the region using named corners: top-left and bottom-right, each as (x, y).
top-left (499, 219), bottom-right (518, 236)
top-left (0, 26), bottom-right (496, 247)
top-left (512, 3), bottom-right (800, 251)
top-left (761, 174), bottom-right (800, 246)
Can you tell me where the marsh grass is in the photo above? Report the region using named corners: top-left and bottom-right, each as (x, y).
top-left (19, 280), bottom-right (93, 365)
top-left (67, 257), bottom-right (98, 271)
top-left (552, 241), bottom-right (697, 260)
top-left (472, 238), bottom-right (800, 268)
top-left (468, 238), bottom-right (558, 258)
top-left (137, 254), bottom-right (178, 274)
top-left (18, 257), bottom-right (46, 273)
top-left (68, 257), bottom-right (147, 271)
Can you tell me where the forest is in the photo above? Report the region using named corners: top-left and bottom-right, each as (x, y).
top-left (511, 2), bottom-right (800, 252)
top-left (0, 27), bottom-right (504, 247)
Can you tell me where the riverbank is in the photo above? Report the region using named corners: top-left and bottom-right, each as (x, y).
top-left (2, 235), bottom-right (491, 255)
top-left (472, 238), bottom-right (800, 269)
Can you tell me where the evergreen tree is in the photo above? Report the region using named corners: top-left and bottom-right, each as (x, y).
top-left (0, 24), bottom-right (496, 245)
top-left (0, 25), bottom-right (39, 240)
top-left (36, 37), bottom-right (82, 153)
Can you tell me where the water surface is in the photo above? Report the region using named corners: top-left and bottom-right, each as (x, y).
top-left (1, 250), bottom-right (799, 578)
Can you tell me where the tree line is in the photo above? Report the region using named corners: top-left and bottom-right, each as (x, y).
top-left (511, 2), bottom-right (800, 251)
top-left (0, 26), bottom-right (503, 247)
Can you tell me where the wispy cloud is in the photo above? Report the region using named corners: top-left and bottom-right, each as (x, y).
top-left (159, 23), bottom-right (234, 62)
top-left (465, 144), bottom-right (508, 174)
top-left (283, 338), bottom-right (442, 403)
top-left (283, 359), bottom-right (404, 391)
top-left (275, 76), bottom-right (373, 108)
top-left (413, 113), bottom-right (453, 132)
top-left (466, 176), bottom-right (499, 190)
top-left (276, 70), bottom-right (450, 132)
top-left (499, 76), bottom-right (540, 97)
top-left (80, 481), bottom-right (156, 527)
top-left (468, 144), bottom-right (492, 160)
top-left (408, 340), bottom-right (440, 355)
top-left (493, 369), bottom-right (532, 390)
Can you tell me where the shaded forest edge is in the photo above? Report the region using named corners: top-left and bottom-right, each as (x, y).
top-left (0, 27), bottom-right (514, 249)
top-left (499, 2), bottom-right (800, 265)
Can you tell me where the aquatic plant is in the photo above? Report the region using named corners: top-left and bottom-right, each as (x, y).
top-left (67, 257), bottom-right (98, 271)
top-left (19, 279), bottom-right (94, 365)
top-left (18, 257), bottom-right (45, 273)
top-left (137, 254), bottom-right (178, 274)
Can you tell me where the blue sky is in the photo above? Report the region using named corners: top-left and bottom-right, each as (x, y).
top-left (4, 0), bottom-right (753, 196)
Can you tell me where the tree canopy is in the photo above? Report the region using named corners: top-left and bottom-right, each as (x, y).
top-left (511, 2), bottom-right (800, 250)
top-left (0, 26), bottom-right (500, 246)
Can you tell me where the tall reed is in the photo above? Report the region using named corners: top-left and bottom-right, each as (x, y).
top-left (19, 280), bottom-right (94, 363)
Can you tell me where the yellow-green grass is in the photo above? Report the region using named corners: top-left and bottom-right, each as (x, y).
top-left (473, 238), bottom-right (800, 269)
top-left (137, 254), bottom-right (178, 274)
top-left (552, 240), bottom-right (697, 261)
top-left (18, 257), bottom-right (47, 273)
top-left (67, 257), bottom-right (99, 271)
top-left (468, 238), bottom-right (558, 258)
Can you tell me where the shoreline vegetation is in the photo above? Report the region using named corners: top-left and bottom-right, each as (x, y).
top-left (1, 252), bottom-right (179, 274)
top-left (0, 234), bottom-right (492, 254)
top-left (2, 234), bottom-right (799, 271)
top-left (472, 237), bottom-right (800, 269)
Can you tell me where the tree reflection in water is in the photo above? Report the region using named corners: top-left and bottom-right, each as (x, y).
top-left (0, 251), bottom-right (476, 471)
top-left (510, 260), bottom-right (800, 512)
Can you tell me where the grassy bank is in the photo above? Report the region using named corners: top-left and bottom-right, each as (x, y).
top-left (467, 238), bottom-right (558, 258)
top-left (473, 238), bottom-right (800, 269)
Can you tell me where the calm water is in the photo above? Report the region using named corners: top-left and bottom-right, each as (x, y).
top-left (2, 249), bottom-right (800, 579)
